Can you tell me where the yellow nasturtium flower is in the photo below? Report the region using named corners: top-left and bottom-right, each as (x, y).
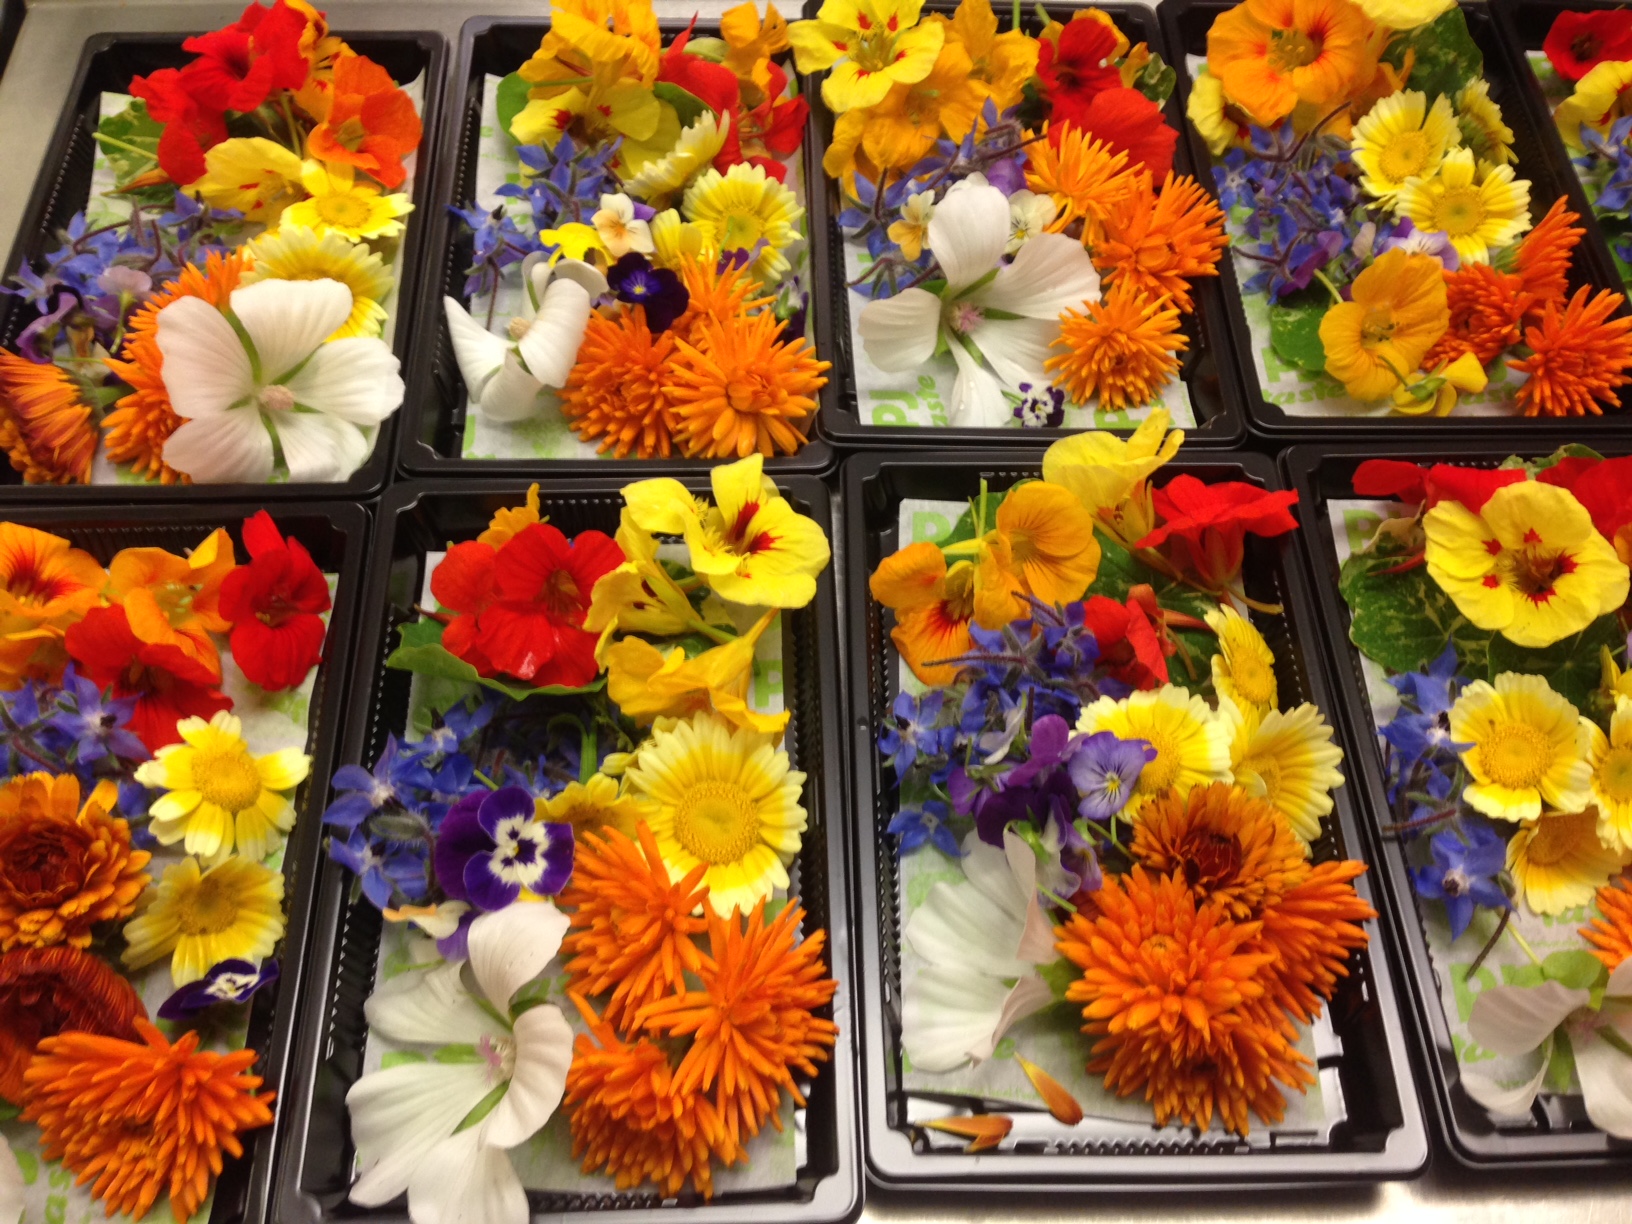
top-left (605, 608), bottom-right (789, 737)
top-left (789, 0), bottom-right (945, 114)
top-left (1040, 408), bottom-right (1183, 547)
top-left (191, 137), bottom-right (305, 223)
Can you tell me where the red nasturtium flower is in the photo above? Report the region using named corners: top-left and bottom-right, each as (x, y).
top-left (1545, 10), bottom-right (1632, 82)
top-left (1067, 86), bottom-right (1177, 180)
top-left (1082, 589), bottom-right (1173, 690)
top-left (1135, 476), bottom-right (1299, 591)
top-left (431, 523), bottom-right (624, 688)
top-left (306, 51), bottom-right (423, 189)
top-left (218, 511), bottom-right (330, 692)
top-left (1037, 15), bottom-right (1122, 130)
top-left (1352, 460), bottom-right (1527, 513)
top-left (1539, 454), bottom-right (1632, 562)
top-left (716, 60), bottom-right (809, 182)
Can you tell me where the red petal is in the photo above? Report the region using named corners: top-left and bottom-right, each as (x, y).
top-left (431, 540), bottom-right (499, 615)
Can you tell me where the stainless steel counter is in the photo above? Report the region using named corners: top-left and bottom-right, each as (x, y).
top-left (2, 0), bottom-right (1630, 1217)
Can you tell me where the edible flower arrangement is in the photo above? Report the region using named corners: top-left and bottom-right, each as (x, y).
top-left (446, 0), bottom-right (831, 461)
top-left (324, 459), bottom-right (839, 1220)
top-left (0, 0), bottom-right (421, 486)
top-left (1337, 451), bottom-right (1632, 1134)
top-left (0, 513), bottom-right (335, 1222)
top-left (1190, 0), bottom-right (1632, 418)
top-left (870, 411), bottom-right (1376, 1142)
top-left (795, 0), bottom-right (1230, 430)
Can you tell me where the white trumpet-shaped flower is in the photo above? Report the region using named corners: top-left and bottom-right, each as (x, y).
top-left (154, 277), bottom-right (404, 483)
top-left (347, 903), bottom-right (575, 1224)
top-left (444, 252), bottom-right (607, 423)
top-left (857, 180), bottom-right (1099, 428)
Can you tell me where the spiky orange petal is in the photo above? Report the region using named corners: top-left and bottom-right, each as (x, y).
top-left (667, 312), bottom-right (828, 460)
top-left (923, 1114), bottom-right (1014, 1150)
top-left (1094, 173), bottom-right (1227, 313)
top-left (1045, 281), bottom-right (1187, 410)
top-left (1132, 782), bottom-right (1309, 919)
top-left (559, 308), bottom-right (680, 459)
top-left (1583, 876), bottom-right (1632, 970)
top-left (1515, 196), bottom-right (1584, 313)
top-left (0, 944), bottom-right (145, 1103)
top-left (1015, 1055), bottom-right (1083, 1125)
top-left (1509, 286), bottom-right (1632, 417)
top-left (1024, 126), bottom-right (1145, 248)
top-left (0, 352), bottom-right (96, 485)
top-left (1422, 262), bottom-right (1530, 368)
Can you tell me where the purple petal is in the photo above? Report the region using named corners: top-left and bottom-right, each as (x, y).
top-left (477, 786), bottom-right (535, 839)
top-left (433, 792), bottom-right (491, 903)
top-left (464, 853), bottom-right (521, 911)
top-left (532, 822), bottom-right (575, 896)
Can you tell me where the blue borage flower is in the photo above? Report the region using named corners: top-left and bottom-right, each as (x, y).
top-left (888, 798), bottom-right (959, 857)
top-left (0, 665), bottom-right (147, 786)
top-left (1411, 820), bottom-right (1511, 941)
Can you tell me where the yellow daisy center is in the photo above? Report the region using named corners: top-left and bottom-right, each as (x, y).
top-left (1138, 727), bottom-right (1181, 794)
top-left (1378, 131), bottom-right (1433, 183)
top-left (193, 742), bottom-right (264, 813)
top-left (719, 210), bottom-right (767, 252)
top-left (1243, 752), bottom-right (1284, 804)
top-left (1521, 816), bottom-right (1576, 868)
top-left (1479, 721), bottom-right (1552, 790)
top-left (1599, 746), bottom-right (1632, 804)
top-left (315, 192), bottom-right (375, 229)
top-left (1229, 656), bottom-right (1276, 708)
top-left (1432, 185), bottom-right (1488, 238)
top-left (673, 779), bottom-right (762, 864)
top-left (176, 874), bottom-right (243, 936)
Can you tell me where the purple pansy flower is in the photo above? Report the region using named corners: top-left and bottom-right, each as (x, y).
top-left (434, 786), bottom-right (575, 911)
top-left (608, 253), bottom-right (688, 333)
top-left (1067, 731), bottom-right (1155, 822)
top-left (157, 958), bottom-right (279, 1020)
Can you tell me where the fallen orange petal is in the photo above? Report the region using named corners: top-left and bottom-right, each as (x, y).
top-left (1016, 1055), bottom-right (1084, 1125)
top-left (923, 1114), bottom-right (1013, 1152)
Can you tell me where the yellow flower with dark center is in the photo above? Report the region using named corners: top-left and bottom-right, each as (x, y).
top-left (788, 0), bottom-right (946, 114)
top-left (1350, 90), bottom-right (1457, 206)
top-left (1396, 148), bottom-right (1532, 266)
top-left (1319, 249), bottom-right (1450, 401)
top-left (1589, 697), bottom-right (1632, 853)
top-left (1448, 673), bottom-right (1595, 823)
top-left (1076, 685), bottom-right (1233, 818)
top-left (604, 608), bottom-right (789, 737)
top-left (191, 138), bottom-right (304, 223)
top-left (851, 38), bottom-right (984, 174)
top-left (1040, 409), bottom-right (1182, 547)
top-left (121, 855), bottom-right (285, 985)
top-left (1424, 480), bottom-right (1629, 648)
top-left (934, 0), bottom-right (1036, 114)
top-left (1206, 604), bottom-right (1278, 712)
top-left (1507, 808), bottom-right (1630, 916)
top-left (1556, 59), bottom-right (1632, 150)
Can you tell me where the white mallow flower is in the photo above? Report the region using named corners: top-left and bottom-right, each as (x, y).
top-left (1464, 955), bottom-right (1632, 1136)
top-left (444, 252), bottom-right (607, 424)
top-left (346, 903), bottom-right (575, 1224)
top-left (155, 277), bottom-right (403, 483)
top-left (901, 827), bottom-right (1065, 1072)
top-left (857, 181), bottom-right (1098, 429)
top-left (592, 192), bottom-right (654, 258)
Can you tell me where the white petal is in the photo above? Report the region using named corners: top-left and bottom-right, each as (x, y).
top-left (469, 901), bottom-right (570, 1011)
top-left (282, 337), bottom-right (404, 425)
top-left (1462, 1039), bottom-right (1551, 1119)
top-left (980, 233), bottom-right (1100, 318)
top-left (232, 278), bottom-right (353, 381)
top-left (275, 411), bottom-right (371, 482)
top-left (523, 252), bottom-right (552, 315)
top-left (905, 842), bottom-right (1028, 979)
top-left (1002, 829), bottom-right (1059, 965)
top-left (482, 1003), bottom-right (573, 1147)
top-left (987, 974), bottom-right (1054, 1057)
top-left (364, 960), bottom-right (494, 1046)
top-left (346, 1061), bottom-right (492, 1207)
top-left (0, 1134), bottom-right (20, 1224)
top-left (902, 964), bottom-right (1014, 1072)
top-left (477, 353), bottom-right (546, 422)
top-left (858, 289), bottom-right (941, 373)
top-left (155, 296), bottom-right (254, 418)
top-left (445, 295), bottom-right (508, 395)
top-left (517, 278), bottom-right (591, 388)
top-left (972, 316), bottom-right (1059, 395)
top-left (407, 1128), bottom-right (528, 1224)
top-left (160, 411), bottom-right (274, 484)
top-left (946, 337), bottom-right (1009, 428)
top-left (956, 831), bottom-right (1029, 922)
top-left (1468, 981), bottom-right (1591, 1056)
top-left (928, 183), bottom-right (1009, 295)
top-left (550, 258), bottom-right (608, 299)
top-left (1575, 1024), bottom-right (1632, 1139)
top-left (1606, 956), bottom-right (1632, 1001)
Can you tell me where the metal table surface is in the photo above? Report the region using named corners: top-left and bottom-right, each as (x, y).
top-left (0, 0), bottom-right (1629, 1219)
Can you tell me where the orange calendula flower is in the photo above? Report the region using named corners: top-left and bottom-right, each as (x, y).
top-left (1582, 876), bottom-right (1632, 969)
top-left (102, 252), bottom-right (246, 484)
top-left (674, 256), bottom-right (774, 332)
top-left (1024, 127), bottom-right (1145, 249)
top-left (1422, 261), bottom-right (1531, 368)
top-left (0, 353), bottom-right (96, 485)
top-left (668, 312), bottom-right (828, 460)
top-left (1207, 0), bottom-right (1373, 128)
top-left (1047, 282), bottom-right (1187, 410)
top-left (973, 480), bottom-right (1101, 629)
top-left (869, 542), bottom-right (976, 686)
top-left (1095, 174), bottom-right (1228, 314)
top-left (305, 51), bottom-right (422, 189)
top-left (1509, 285), bottom-right (1632, 417)
top-left (0, 522), bottom-right (106, 689)
top-left (21, 1019), bottom-right (274, 1224)
top-left (561, 823), bottom-right (709, 1036)
top-left (1255, 857), bottom-right (1374, 1024)
top-left (637, 897), bottom-right (839, 1151)
top-left (0, 944), bottom-right (146, 1104)
top-left (1515, 196), bottom-right (1585, 312)
top-left (560, 309), bottom-right (680, 459)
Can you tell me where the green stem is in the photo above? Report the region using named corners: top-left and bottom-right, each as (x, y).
top-left (1508, 924), bottom-right (1544, 968)
top-left (1311, 268), bottom-right (1345, 307)
top-left (579, 720), bottom-right (596, 786)
top-left (93, 132), bottom-right (159, 161)
top-left (687, 616), bottom-right (737, 646)
top-left (278, 92), bottom-right (304, 157)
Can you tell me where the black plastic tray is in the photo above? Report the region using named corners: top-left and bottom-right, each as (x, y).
top-left (1281, 441), bottom-right (1632, 1167)
top-left (0, 28), bottom-right (446, 502)
top-left (841, 449), bottom-right (1427, 1189)
top-left (1162, 0), bottom-right (1632, 441)
top-left (0, 498), bottom-right (369, 1224)
top-left (803, 1), bottom-right (1249, 449)
top-left (397, 18), bottom-right (836, 478)
top-left (271, 478), bottom-right (861, 1224)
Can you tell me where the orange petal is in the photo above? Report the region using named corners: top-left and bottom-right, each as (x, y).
top-left (923, 1114), bottom-right (1013, 1152)
top-left (1017, 1055), bottom-right (1084, 1125)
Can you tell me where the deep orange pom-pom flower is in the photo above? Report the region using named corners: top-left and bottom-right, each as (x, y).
top-left (0, 944), bottom-right (145, 1103)
top-left (1509, 285), bottom-right (1632, 417)
top-left (1132, 782), bottom-right (1308, 920)
top-left (561, 822), bottom-right (709, 1035)
top-left (1046, 281), bottom-right (1187, 410)
top-left (559, 309), bottom-right (681, 459)
top-left (0, 521), bottom-right (106, 689)
top-left (1583, 876), bottom-right (1632, 969)
top-left (0, 352), bottom-right (96, 485)
top-left (1024, 126), bottom-right (1145, 248)
top-left (1422, 262), bottom-right (1530, 368)
top-left (21, 1018), bottom-right (275, 1223)
top-left (1094, 173), bottom-right (1227, 313)
top-left (667, 312), bottom-right (828, 460)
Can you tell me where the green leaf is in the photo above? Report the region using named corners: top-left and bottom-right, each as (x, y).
top-left (1339, 549), bottom-right (1495, 677)
top-left (1269, 297), bottom-right (1329, 375)
top-left (434, 1043), bottom-right (486, 1064)
top-left (454, 1080), bottom-right (510, 1134)
top-left (1136, 54), bottom-right (1176, 105)
top-left (96, 100), bottom-right (173, 205)
top-left (1382, 7), bottom-right (1482, 103)
top-left (1544, 1031), bottom-right (1578, 1096)
top-left (386, 617), bottom-right (606, 701)
top-left (1528, 444), bottom-right (1605, 476)
top-left (937, 488), bottom-right (1008, 548)
top-left (653, 81), bottom-right (710, 129)
top-left (496, 72), bottom-right (533, 140)
top-left (1038, 957), bottom-right (1078, 1001)
top-left (1485, 614), bottom-right (1623, 716)
top-left (1542, 949), bottom-right (1608, 992)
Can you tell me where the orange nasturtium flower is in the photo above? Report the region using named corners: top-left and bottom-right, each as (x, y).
top-left (0, 523), bottom-right (107, 688)
top-left (106, 529), bottom-right (237, 677)
top-left (306, 52), bottom-right (422, 190)
top-left (1207, 0), bottom-right (1373, 128)
top-left (869, 542), bottom-right (976, 686)
top-left (967, 480), bottom-right (1102, 629)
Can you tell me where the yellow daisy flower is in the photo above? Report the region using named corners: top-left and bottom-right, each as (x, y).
top-left (1507, 808), bottom-right (1630, 915)
top-left (121, 855), bottom-right (285, 985)
top-left (623, 711), bottom-right (808, 917)
top-left (682, 163), bottom-right (803, 288)
top-left (1556, 59), bottom-right (1632, 151)
top-left (1424, 481), bottom-right (1629, 649)
top-left (1456, 79), bottom-right (1516, 167)
top-left (281, 160), bottom-right (414, 242)
top-left (649, 208), bottom-right (714, 269)
top-left (1351, 89), bottom-right (1458, 206)
top-left (619, 111), bottom-right (731, 205)
top-left (191, 137), bottom-right (305, 223)
top-left (1206, 604), bottom-right (1278, 713)
top-left (1589, 697), bottom-right (1632, 853)
top-left (1222, 698), bottom-right (1345, 844)
top-left (134, 711), bottom-right (310, 865)
top-left (1449, 673), bottom-right (1595, 823)
top-left (1604, 646), bottom-right (1632, 706)
top-left (1396, 147), bottom-right (1531, 265)
top-left (1075, 684), bottom-right (1232, 819)
top-left (536, 773), bottom-right (657, 843)
top-left (241, 226), bottom-right (394, 339)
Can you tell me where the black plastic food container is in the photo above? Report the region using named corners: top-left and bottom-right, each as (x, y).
top-left (841, 448), bottom-right (1427, 1188)
top-left (0, 499), bottom-right (370, 1224)
top-left (271, 478), bottom-right (861, 1224)
top-left (1282, 442), bottom-right (1632, 1166)
top-left (0, 29), bottom-right (446, 502)
top-left (803, 1), bottom-right (1249, 449)
top-left (397, 18), bottom-right (836, 478)
top-left (1162, 0), bottom-right (1632, 441)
